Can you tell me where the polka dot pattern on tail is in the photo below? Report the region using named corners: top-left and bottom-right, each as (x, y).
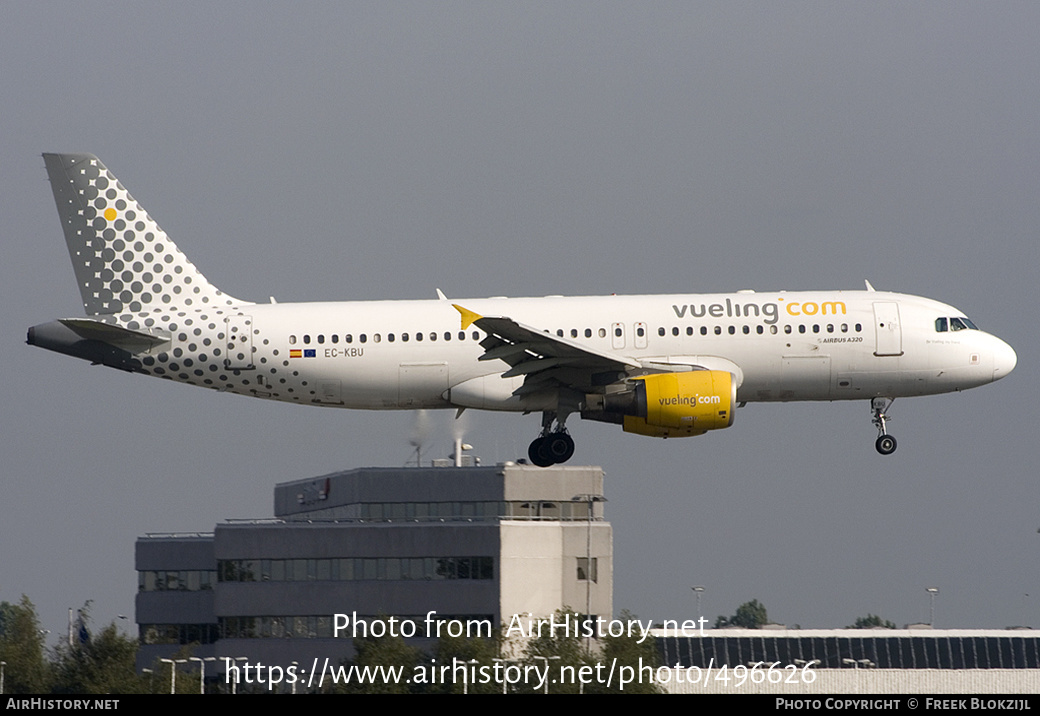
top-left (42, 153), bottom-right (245, 316)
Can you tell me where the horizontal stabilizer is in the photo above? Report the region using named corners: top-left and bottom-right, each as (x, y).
top-left (59, 319), bottom-right (170, 351)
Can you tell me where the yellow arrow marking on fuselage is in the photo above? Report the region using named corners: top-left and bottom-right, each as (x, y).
top-left (452, 304), bottom-right (483, 330)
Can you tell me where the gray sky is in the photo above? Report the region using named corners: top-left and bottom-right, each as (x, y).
top-left (2, 2), bottom-right (1037, 642)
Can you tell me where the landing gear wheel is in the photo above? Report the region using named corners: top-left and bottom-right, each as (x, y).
top-left (546, 432), bottom-right (575, 464)
top-left (875, 435), bottom-right (897, 455)
top-left (528, 437), bottom-right (554, 467)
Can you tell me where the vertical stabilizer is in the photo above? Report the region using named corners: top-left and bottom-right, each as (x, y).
top-left (43, 153), bottom-right (245, 316)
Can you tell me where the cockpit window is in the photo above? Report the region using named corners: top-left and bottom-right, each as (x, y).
top-left (936, 316), bottom-right (978, 332)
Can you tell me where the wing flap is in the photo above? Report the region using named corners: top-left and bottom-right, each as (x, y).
top-left (452, 304), bottom-right (642, 401)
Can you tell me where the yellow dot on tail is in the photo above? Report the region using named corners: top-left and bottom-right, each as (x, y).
top-left (104, 207), bottom-right (117, 221)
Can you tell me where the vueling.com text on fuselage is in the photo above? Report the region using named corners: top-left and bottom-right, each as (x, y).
top-left (671, 298), bottom-right (847, 325)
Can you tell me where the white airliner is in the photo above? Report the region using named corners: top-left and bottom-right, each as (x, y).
top-left (28, 154), bottom-right (1017, 465)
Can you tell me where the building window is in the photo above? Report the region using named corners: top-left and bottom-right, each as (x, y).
top-left (139, 569), bottom-right (217, 592)
top-left (217, 556), bottom-right (494, 582)
top-left (577, 557), bottom-right (598, 583)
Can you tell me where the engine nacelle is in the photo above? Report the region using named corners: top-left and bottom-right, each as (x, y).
top-left (596, 371), bottom-right (735, 438)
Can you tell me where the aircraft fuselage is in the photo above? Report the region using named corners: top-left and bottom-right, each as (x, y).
top-left (28, 153), bottom-right (1017, 463)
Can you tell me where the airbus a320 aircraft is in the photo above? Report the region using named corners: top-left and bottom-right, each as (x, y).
top-left (28, 154), bottom-right (1017, 465)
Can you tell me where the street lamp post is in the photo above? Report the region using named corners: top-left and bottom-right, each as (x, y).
top-left (189, 656), bottom-right (216, 694)
top-left (926, 587), bottom-right (940, 626)
top-left (692, 586), bottom-right (705, 619)
top-left (231, 656), bottom-right (248, 694)
top-left (492, 658), bottom-right (518, 695)
top-left (532, 655), bottom-right (560, 694)
top-left (159, 658), bottom-right (187, 694)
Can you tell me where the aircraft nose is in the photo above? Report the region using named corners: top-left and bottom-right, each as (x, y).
top-left (992, 338), bottom-right (1017, 381)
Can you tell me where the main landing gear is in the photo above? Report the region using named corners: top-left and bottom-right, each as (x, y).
top-left (871, 397), bottom-right (897, 455)
top-left (528, 411), bottom-right (575, 467)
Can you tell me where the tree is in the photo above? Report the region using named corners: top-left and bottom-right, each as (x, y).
top-left (426, 631), bottom-right (502, 694)
top-left (335, 632), bottom-right (424, 694)
top-left (849, 614), bottom-right (896, 629)
top-left (586, 610), bottom-right (663, 694)
top-left (714, 599), bottom-right (768, 629)
top-left (0, 596), bottom-right (50, 693)
top-left (51, 604), bottom-right (147, 694)
top-left (517, 609), bottom-right (591, 694)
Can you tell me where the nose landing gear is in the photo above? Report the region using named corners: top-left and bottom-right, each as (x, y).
top-left (872, 397), bottom-right (897, 455)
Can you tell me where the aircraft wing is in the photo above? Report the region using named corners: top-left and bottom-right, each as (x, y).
top-left (454, 304), bottom-right (642, 398)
